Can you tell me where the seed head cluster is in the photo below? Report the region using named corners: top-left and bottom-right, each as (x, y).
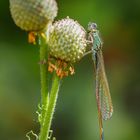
top-left (48, 18), bottom-right (87, 63)
top-left (9, 1), bottom-right (88, 64)
top-left (10, 0), bottom-right (58, 31)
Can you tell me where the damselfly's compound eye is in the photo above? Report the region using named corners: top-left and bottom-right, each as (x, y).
top-left (88, 22), bottom-right (97, 31)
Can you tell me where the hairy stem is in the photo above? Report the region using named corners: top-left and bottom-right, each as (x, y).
top-left (39, 73), bottom-right (60, 140)
top-left (39, 34), bottom-right (49, 123)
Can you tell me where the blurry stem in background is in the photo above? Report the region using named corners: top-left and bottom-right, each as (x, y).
top-left (39, 72), bottom-right (60, 140)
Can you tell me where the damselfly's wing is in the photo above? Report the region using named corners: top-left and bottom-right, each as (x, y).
top-left (97, 49), bottom-right (113, 120)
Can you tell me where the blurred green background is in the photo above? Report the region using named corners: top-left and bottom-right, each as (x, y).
top-left (0, 0), bottom-right (140, 140)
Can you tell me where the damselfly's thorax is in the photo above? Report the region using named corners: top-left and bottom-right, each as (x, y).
top-left (87, 22), bottom-right (103, 51)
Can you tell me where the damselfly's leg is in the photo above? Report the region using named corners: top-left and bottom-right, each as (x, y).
top-left (83, 50), bottom-right (93, 57)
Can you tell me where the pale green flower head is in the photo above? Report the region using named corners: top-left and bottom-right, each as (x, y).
top-left (10, 0), bottom-right (58, 31)
top-left (48, 17), bottom-right (87, 63)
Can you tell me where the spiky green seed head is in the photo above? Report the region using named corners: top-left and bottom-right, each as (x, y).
top-left (9, 0), bottom-right (58, 31)
top-left (48, 18), bottom-right (87, 63)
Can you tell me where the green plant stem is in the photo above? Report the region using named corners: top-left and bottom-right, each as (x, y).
top-left (39, 73), bottom-right (60, 140)
top-left (39, 34), bottom-right (49, 123)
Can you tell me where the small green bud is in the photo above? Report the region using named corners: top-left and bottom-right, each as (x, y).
top-left (9, 0), bottom-right (58, 31)
top-left (48, 18), bottom-right (87, 63)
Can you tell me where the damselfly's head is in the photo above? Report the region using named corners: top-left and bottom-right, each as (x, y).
top-left (87, 22), bottom-right (97, 32)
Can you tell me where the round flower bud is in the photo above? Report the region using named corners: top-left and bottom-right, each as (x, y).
top-left (48, 18), bottom-right (87, 63)
top-left (9, 0), bottom-right (58, 31)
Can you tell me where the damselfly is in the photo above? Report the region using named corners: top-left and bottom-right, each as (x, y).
top-left (87, 22), bottom-right (113, 140)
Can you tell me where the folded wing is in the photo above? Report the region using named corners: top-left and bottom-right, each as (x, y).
top-left (97, 50), bottom-right (113, 120)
